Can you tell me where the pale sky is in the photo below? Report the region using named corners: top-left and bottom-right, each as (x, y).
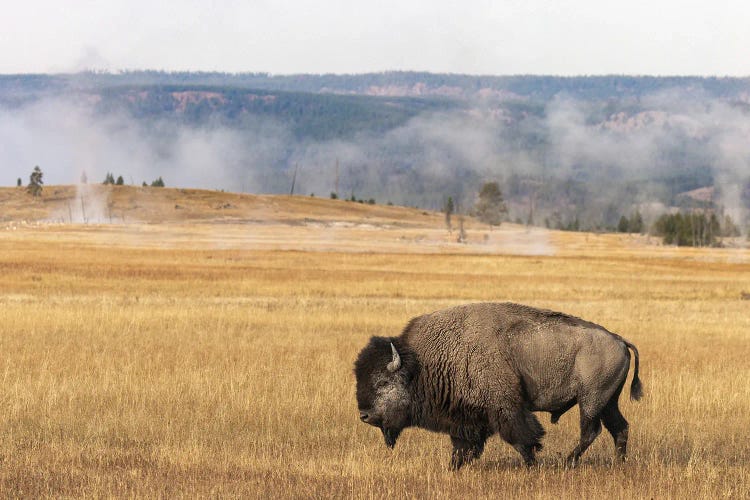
top-left (1, 0), bottom-right (749, 76)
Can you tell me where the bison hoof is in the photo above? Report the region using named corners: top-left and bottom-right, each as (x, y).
top-left (449, 459), bottom-right (464, 471)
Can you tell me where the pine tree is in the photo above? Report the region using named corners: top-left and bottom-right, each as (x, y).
top-left (475, 182), bottom-right (507, 228)
top-left (629, 211), bottom-right (644, 234)
top-left (617, 215), bottom-right (629, 233)
top-left (444, 196), bottom-right (454, 233)
top-left (27, 166), bottom-right (43, 197)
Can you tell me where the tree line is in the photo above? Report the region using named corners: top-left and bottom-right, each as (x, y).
top-left (652, 212), bottom-right (739, 247)
top-left (442, 181), bottom-right (743, 247)
top-left (18, 166), bottom-right (166, 196)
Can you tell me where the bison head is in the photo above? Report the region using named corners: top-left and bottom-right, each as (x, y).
top-left (354, 337), bottom-right (417, 449)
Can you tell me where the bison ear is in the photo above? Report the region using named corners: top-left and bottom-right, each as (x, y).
top-left (387, 342), bottom-right (402, 372)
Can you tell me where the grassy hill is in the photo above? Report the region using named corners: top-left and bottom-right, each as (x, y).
top-left (0, 185), bottom-right (449, 227)
top-left (7, 184), bottom-right (747, 260)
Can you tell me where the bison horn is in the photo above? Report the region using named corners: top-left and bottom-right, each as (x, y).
top-left (387, 343), bottom-right (401, 372)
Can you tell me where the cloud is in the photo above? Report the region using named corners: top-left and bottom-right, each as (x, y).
top-left (71, 46), bottom-right (112, 73)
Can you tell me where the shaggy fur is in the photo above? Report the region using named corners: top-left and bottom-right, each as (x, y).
top-left (354, 302), bottom-right (643, 469)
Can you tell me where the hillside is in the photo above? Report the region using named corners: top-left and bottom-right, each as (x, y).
top-left (4, 184), bottom-right (749, 259)
top-left (0, 185), bottom-right (565, 256)
top-left (0, 185), bottom-right (447, 226)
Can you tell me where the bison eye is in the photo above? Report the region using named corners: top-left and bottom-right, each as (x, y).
top-left (374, 380), bottom-right (389, 390)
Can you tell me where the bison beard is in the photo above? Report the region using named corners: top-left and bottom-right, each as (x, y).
top-left (354, 302), bottom-right (643, 469)
top-left (381, 427), bottom-right (401, 449)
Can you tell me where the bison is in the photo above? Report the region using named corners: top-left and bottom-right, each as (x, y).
top-left (354, 302), bottom-right (642, 469)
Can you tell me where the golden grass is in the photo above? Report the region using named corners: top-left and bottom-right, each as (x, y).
top-left (0, 214), bottom-right (749, 497)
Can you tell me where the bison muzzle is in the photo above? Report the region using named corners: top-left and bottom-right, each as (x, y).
top-left (354, 302), bottom-right (643, 469)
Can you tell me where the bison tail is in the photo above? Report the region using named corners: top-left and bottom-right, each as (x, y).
top-left (624, 339), bottom-right (643, 401)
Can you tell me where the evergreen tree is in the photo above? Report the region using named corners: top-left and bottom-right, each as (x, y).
top-left (617, 215), bottom-right (629, 233)
top-left (17, 178), bottom-right (22, 187)
top-left (27, 166), bottom-right (43, 197)
top-left (444, 196), bottom-right (454, 233)
top-left (653, 211), bottom-right (722, 247)
top-left (151, 177), bottom-right (165, 187)
top-left (116, 175), bottom-right (124, 185)
top-left (103, 172), bottom-right (115, 184)
top-left (629, 211), bottom-right (644, 234)
top-left (475, 182), bottom-right (507, 228)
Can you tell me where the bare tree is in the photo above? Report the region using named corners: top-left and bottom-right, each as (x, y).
top-left (455, 200), bottom-right (467, 243)
top-left (80, 194), bottom-right (88, 224)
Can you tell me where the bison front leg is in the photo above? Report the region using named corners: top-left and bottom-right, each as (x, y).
top-left (495, 409), bottom-right (545, 467)
top-left (449, 435), bottom-right (486, 470)
top-left (512, 442), bottom-right (543, 467)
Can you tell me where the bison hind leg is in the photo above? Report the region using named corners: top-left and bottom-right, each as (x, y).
top-left (601, 399), bottom-right (629, 461)
top-left (565, 414), bottom-right (602, 468)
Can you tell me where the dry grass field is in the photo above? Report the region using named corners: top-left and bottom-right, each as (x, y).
top-left (1, 186), bottom-right (749, 498)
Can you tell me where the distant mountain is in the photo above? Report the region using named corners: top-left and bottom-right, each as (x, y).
top-left (4, 71), bottom-right (750, 100)
top-left (0, 77), bottom-right (459, 140)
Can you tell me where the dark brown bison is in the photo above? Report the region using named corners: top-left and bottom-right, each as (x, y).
top-left (354, 302), bottom-right (642, 469)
